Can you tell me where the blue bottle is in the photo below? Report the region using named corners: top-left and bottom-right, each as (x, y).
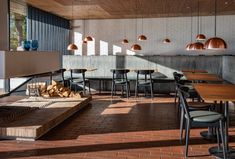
top-left (22, 40), bottom-right (31, 51)
top-left (31, 40), bottom-right (39, 51)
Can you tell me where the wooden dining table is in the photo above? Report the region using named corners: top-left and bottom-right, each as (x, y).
top-left (182, 69), bottom-right (208, 73)
top-left (184, 73), bottom-right (223, 82)
top-left (193, 83), bottom-right (235, 158)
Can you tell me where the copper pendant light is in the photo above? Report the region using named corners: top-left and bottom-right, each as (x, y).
top-left (83, 3), bottom-right (93, 44)
top-left (163, 0), bottom-right (171, 44)
top-left (122, 39), bottom-right (129, 44)
top-left (122, 19), bottom-right (129, 44)
top-left (163, 38), bottom-right (171, 43)
top-left (205, 0), bottom-right (227, 50)
top-left (196, 0), bottom-right (206, 41)
top-left (67, 43), bottom-right (78, 50)
top-left (190, 42), bottom-right (204, 50)
top-left (138, 35), bottom-right (147, 41)
top-left (67, 0), bottom-right (78, 51)
top-left (138, 16), bottom-right (147, 41)
top-left (196, 34), bottom-right (206, 41)
top-left (185, 5), bottom-right (193, 51)
top-left (186, 43), bottom-right (193, 51)
top-left (205, 37), bottom-right (227, 50)
top-left (131, 0), bottom-right (142, 51)
top-left (131, 44), bottom-right (142, 51)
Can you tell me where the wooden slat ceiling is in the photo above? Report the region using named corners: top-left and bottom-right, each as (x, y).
top-left (25, 0), bottom-right (235, 20)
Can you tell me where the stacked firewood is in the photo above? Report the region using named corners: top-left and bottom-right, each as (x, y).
top-left (27, 81), bottom-right (82, 98)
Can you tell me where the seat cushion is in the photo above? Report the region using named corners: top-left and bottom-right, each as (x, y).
top-left (138, 80), bottom-right (151, 85)
top-left (114, 80), bottom-right (128, 84)
top-left (188, 102), bottom-right (211, 110)
top-left (189, 111), bottom-right (223, 123)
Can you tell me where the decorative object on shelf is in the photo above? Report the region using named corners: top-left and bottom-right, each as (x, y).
top-left (131, 0), bottom-right (142, 51)
top-left (31, 40), bottom-right (39, 51)
top-left (163, 0), bottom-right (171, 44)
top-left (67, 0), bottom-right (78, 51)
top-left (22, 40), bottom-right (31, 51)
top-left (196, 0), bottom-right (206, 41)
top-left (205, 0), bottom-right (227, 50)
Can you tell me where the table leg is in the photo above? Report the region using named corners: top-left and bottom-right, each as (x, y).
top-left (209, 101), bottom-right (235, 158)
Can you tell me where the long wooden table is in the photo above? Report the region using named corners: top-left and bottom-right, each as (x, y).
top-left (184, 73), bottom-right (223, 82)
top-left (182, 69), bottom-right (208, 73)
top-left (193, 83), bottom-right (235, 158)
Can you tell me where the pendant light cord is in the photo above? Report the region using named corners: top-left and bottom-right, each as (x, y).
top-left (135, 0), bottom-right (138, 43)
top-left (165, 0), bottom-right (167, 37)
top-left (197, 0), bottom-right (199, 35)
top-left (190, 3), bottom-right (192, 43)
top-left (214, 0), bottom-right (217, 37)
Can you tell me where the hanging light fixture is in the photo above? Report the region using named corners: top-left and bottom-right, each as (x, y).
top-left (163, 0), bottom-right (171, 44)
top-left (83, 2), bottom-right (93, 43)
top-left (67, 0), bottom-right (78, 51)
top-left (196, 0), bottom-right (206, 41)
top-left (190, 0), bottom-right (204, 50)
top-left (122, 19), bottom-right (129, 44)
top-left (138, 14), bottom-right (147, 41)
top-left (185, 5), bottom-right (193, 51)
top-left (205, 0), bottom-right (227, 50)
top-left (131, 0), bottom-right (142, 51)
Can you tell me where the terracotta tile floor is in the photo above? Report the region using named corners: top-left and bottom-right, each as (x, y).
top-left (1, 94), bottom-right (235, 159)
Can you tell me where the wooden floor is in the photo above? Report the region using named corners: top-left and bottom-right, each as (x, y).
top-left (0, 94), bottom-right (235, 159)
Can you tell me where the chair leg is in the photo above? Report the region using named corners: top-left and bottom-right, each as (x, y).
top-left (219, 120), bottom-right (227, 159)
top-left (135, 84), bottom-right (138, 98)
top-left (180, 106), bottom-right (184, 143)
top-left (111, 81), bottom-right (114, 98)
top-left (216, 126), bottom-right (221, 149)
top-left (88, 81), bottom-right (91, 94)
top-left (150, 84), bottom-right (153, 99)
top-left (174, 88), bottom-right (177, 106)
top-left (185, 119), bottom-right (191, 157)
top-left (126, 83), bottom-right (129, 98)
top-left (128, 83), bottom-right (131, 97)
top-left (83, 82), bottom-right (86, 95)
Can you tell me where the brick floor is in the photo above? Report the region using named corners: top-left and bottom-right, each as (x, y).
top-left (0, 94), bottom-right (235, 159)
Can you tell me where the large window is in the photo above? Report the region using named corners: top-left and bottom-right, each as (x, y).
top-left (10, 0), bottom-right (27, 51)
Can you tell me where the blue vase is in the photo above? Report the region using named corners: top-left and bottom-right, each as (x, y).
top-left (22, 40), bottom-right (31, 51)
top-left (31, 40), bottom-right (39, 51)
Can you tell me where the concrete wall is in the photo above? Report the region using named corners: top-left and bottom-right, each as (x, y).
top-left (223, 56), bottom-right (235, 84)
top-left (72, 15), bottom-right (235, 56)
top-left (63, 55), bottom-right (223, 78)
top-left (0, 0), bottom-right (9, 90)
top-left (63, 55), bottom-right (225, 93)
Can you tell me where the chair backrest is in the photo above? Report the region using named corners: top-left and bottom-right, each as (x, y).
top-left (111, 69), bottom-right (129, 81)
top-left (135, 70), bottom-right (154, 82)
top-left (178, 86), bottom-right (191, 119)
top-left (173, 72), bottom-right (183, 82)
top-left (70, 69), bottom-right (87, 82)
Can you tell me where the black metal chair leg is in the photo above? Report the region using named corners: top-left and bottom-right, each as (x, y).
top-left (219, 120), bottom-right (227, 159)
top-left (126, 83), bottom-right (129, 98)
top-left (111, 81), bottom-right (114, 98)
top-left (150, 83), bottom-right (153, 98)
top-left (185, 119), bottom-right (191, 157)
top-left (216, 126), bottom-right (221, 149)
top-left (180, 106), bottom-right (184, 143)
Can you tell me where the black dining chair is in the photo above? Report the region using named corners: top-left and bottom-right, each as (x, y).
top-left (179, 86), bottom-right (226, 158)
top-left (50, 69), bottom-right (66, 86)
top-left (70, 69), bottom-right (91, 95)
top-left (111, 69), bottom-right (130, 98)
top-left (135, 70), bottom-right (154, 98)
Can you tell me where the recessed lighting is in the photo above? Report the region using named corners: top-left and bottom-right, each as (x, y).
top-left (225, 1), bottom-right (228, 5)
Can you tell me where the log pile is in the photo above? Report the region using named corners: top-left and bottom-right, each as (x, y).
top-left (27, 81), bottom-right (82, 98)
